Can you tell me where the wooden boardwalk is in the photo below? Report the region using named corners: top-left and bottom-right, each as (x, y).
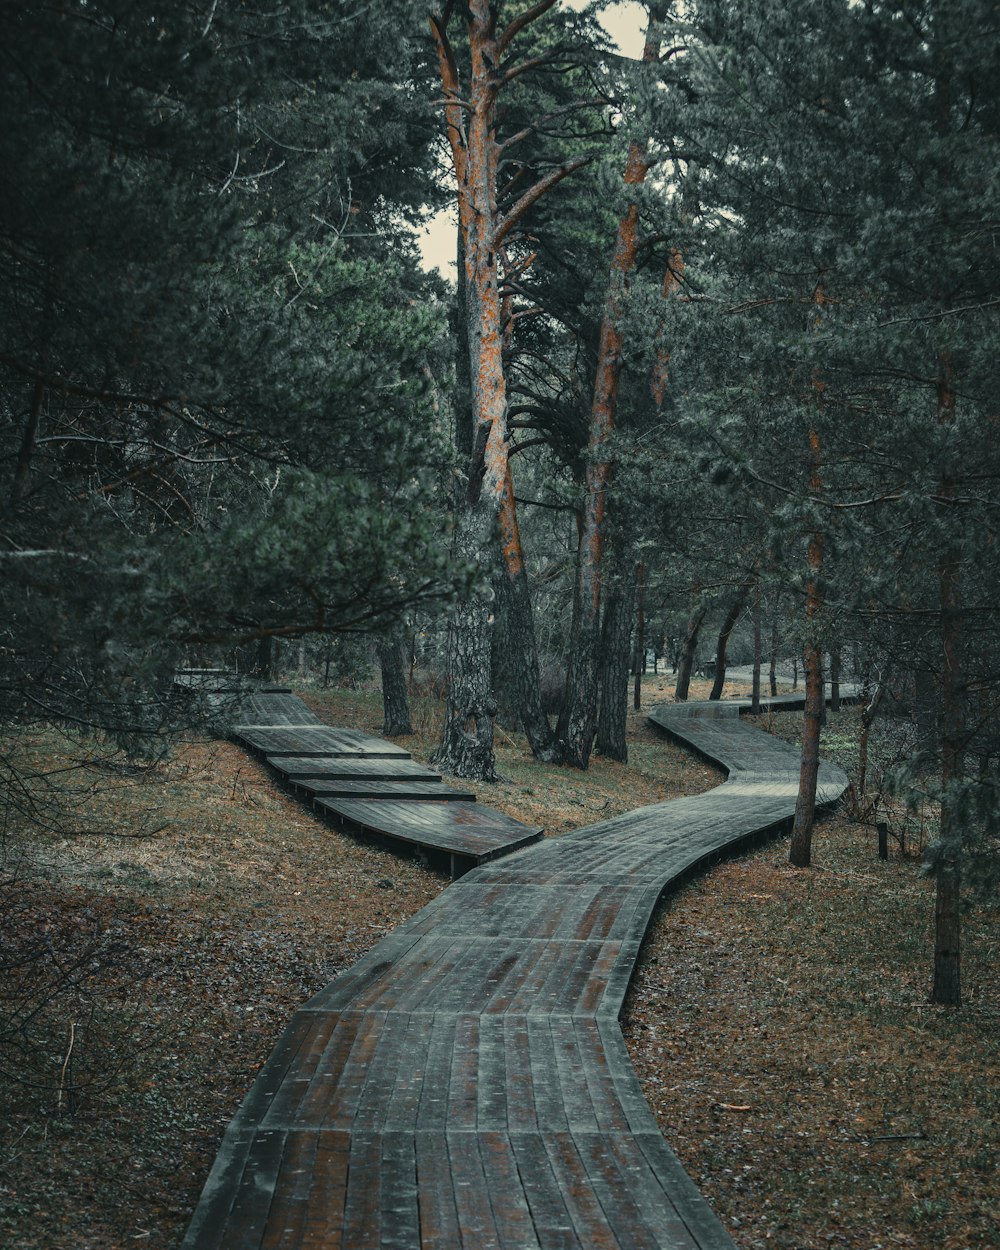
top-left (231, 691), bottom-right (543, 875)
top-left (184, 696), bottom-right (848, 1250)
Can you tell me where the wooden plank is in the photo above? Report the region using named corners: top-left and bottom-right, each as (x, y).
top-left (301, 778), bottom-right (476, 802)
top-left (541, 1131), bottom-right (622, 1250)
top-left (341, 1132), bottom-right (381, 1250)
top-left (274, 756), bottom-right (440, 783)
top-left (298, 1130), bottom-right (349, 1250)
top-left (234, 725), bottom-right (410, 759)
top-left (446, 1128), bottom-right (503, 1249)
top-left (259, 1130), bottom-right (320, 1250)
top-left (508, 1131), bottom-right (580, 1250)
top-left (379, 1132), bottom-right (420, 1250)
top-left (415, 1132), bottom-right (462, 1245)
top-left (475, 1014), bottom-right (509, 1131)
top-left (213, 1129), bottom-right (286, 1248)
top-left (479, 1131), bottom-right (543, 1250)
top-left (315, 797), bottom-right (542, 861)
top-left (415, 1014), bottom-right (458, 1131)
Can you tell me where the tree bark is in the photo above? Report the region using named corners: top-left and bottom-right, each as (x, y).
top-left (751, 580), bottom-right (762, 714)
top-left (675, 604), bottom-right (705, 701)
top-left (493, 472), bottom-right (562, 761)
top-left (789, 425), bottom-right (825, 868)
top-left (708, 574), bottom-right (754, 700)
top-left (431, 0), bottom-right (578, 779)
top-left (633, 560), bottom-right (645, 711)
top-left (377, 630), bottom-right (413, 737)
top-left (933, 347), bottom-right (963, 1005)
top-left (562, 8), bottom-right (663, 769)
top-left (596, 560), bottom-right (636, 761)
top-left (430, 3), bottom-right (508, 780)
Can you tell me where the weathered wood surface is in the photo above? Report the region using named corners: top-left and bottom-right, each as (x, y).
top-left (185, 697), bottom-right (849, 1249)
top-left (233, 724), bottom-right (413, 760)
top-left (316, 798), bottom-right (541, 861)
top-left (275, 756), bottom-right (443, 783)
top-left (230, 691), bottom-right (539, 869)
top-left (297, 779), bottom-right (476, 802)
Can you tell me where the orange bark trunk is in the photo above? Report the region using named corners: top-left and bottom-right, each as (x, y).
top-left (563, 8), bottom-right (663, 769)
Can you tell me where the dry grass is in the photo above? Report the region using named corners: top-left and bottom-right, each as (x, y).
top-left (1, 682), bottom-right (997, 1250)
top-left (300, 674), bottom-right (725, 834)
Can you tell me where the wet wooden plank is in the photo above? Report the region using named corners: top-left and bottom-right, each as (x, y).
top-left (298, 1131), bottom-right (349, 1250)
top-left (315, 797), bottom-right (542, 862)
top-left (379, 1132), bottom-right (420, 1250)
top-left (300, 778), bottom-right (476, 802)
top-left (274, 756), bottom-right (441, 783)
top-left (415, 1133), bottom-right (461, 1245)
top-left (233, 725), bottom-right (411, 759)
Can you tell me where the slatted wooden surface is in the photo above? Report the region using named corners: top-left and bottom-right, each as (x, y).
top-left (184, 697), bottom-right (849, 1250)
top-left (234, 724), bottom-right (414, 759)
top-left (296, 779), bottom-right (476, 802)
top-left (231, 690), bottom-right (543, 871)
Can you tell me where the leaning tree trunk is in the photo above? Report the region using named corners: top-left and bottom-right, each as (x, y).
top-left (596, 559), bottom-right (636, 762)
top-left (377, 631), bottom-right (412, 737)
top-left (708, 574), bottom-right (754, 700)
top-left (675, 604), bottom-right (706, 701)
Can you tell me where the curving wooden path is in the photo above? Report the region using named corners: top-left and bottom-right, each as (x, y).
top-left (183, 694), bottom-right (850, 1250)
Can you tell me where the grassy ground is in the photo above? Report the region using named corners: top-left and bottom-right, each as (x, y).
top-left (1, 679), bottom-right (996, 1249)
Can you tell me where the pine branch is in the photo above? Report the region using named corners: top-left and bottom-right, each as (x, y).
top-left (496, 0), bottom-right (559, 57)
top-left (494, 155), bottom-right (591, 247)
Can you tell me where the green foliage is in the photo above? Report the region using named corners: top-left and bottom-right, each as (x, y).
top-left (0, 0), bottom-right (460, 760)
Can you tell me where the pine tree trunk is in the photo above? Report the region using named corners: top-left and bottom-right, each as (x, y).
top-left (596, 563), bottom-right (636, 761)
top-left (932, 343), bottom-right (963, 1005)
top-left (562, 11), bottom-right (663, 770)
top-left (496, 464), bottom-right (561, 761)
top-left (434, 531), bottom-right (498, 780)
top-left (708, 575), bottom-right (753, 700)
top-left (789, 635), bottom-right (824, 867)
top-left (751, 582), bottom-right (762, 714)
top-left (675, 605), bottom-right (705, 701)
top-left (789, 425), bottom-right (826, 868)
top-left (633, 561), bottom-right (645, 711)
top-left (856, 677), bottom-right (883, 817)
top-left (830, 650), bottom-right (841, 712)
top-left (377, 631), bottom-right (412, 737)
top-left (430, 4), bottom-right (508, 780)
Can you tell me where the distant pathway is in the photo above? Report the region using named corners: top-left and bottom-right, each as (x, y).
top-left (183, 693), bottom-right (851, 1250)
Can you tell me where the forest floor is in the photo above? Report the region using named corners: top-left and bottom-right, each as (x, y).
top-left (1, 675), bottom-right (997, 1250)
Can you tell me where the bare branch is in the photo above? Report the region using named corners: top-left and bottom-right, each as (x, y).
top-left (494, 156), bottom-right (591, 247)
top-left (496, 0), bottom-right (559, 57)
